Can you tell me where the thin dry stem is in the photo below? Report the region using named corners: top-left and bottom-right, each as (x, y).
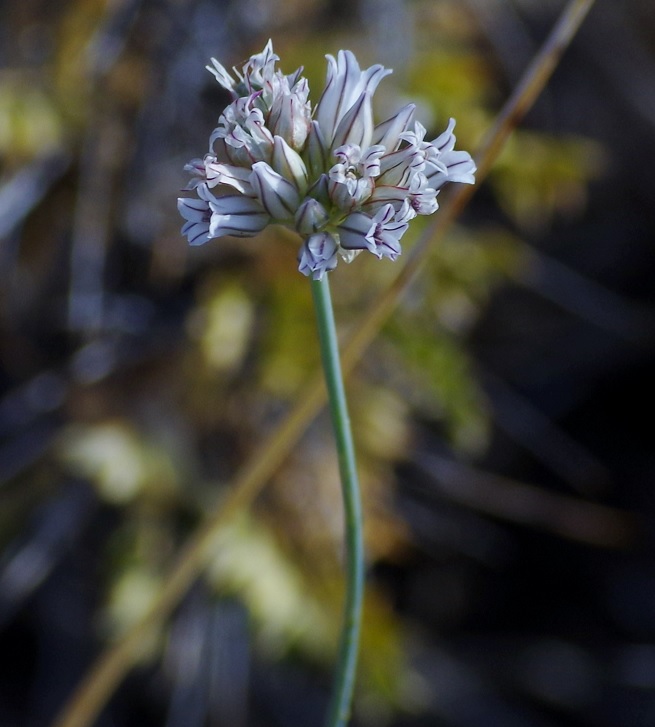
top-left (52, 2), bottom-right (597, 725)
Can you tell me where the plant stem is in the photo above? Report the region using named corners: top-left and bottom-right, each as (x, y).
top-left (311, 275), bottom-right (365, 727)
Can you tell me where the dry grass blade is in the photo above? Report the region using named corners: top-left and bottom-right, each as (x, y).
top-left (52, 2), bottom-right (597, 725)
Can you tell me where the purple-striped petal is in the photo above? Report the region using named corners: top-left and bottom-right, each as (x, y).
top-left (338, 203), bottom-right (408, 260)
top-left (207, 194), bottom-right (269, 238)
top-left (330, 91), bottom-right (374, 151)
top-left (337, 211), bottom-right (376, 252)
top-left (315, 50), bottom-right (391, 145)
top-left (431, 117), bottom-right (457, 153)
top-left (178, 195), bottom-right (212, 246)
top-left (372, 104), bottom-right (416, 152)
top-left (205, 161), bottom-right (254, 195)
top-left (426, 150), bottom-right (477, 190)
top-left (304, 120), bottom-right (328, 181)
top-left (250, 161), bottom-right (300, 219)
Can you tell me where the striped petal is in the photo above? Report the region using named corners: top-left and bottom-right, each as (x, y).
top-left (207, 194), bottom-right (270, 238)
top-left (250, 161), bottom-right (300, 220)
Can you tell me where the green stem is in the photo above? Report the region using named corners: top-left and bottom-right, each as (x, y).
top-left (310, 275), bottom-right (365, 727)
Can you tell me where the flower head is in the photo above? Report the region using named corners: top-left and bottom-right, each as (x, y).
top-left (179, 40), bottom-right (476, 279)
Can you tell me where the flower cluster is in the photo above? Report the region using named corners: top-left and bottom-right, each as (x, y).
top-left (178, 40), bottom-right (476, 279)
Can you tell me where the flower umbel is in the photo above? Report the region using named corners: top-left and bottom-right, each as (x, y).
top-left (178, 40), bottom-right (476, 278)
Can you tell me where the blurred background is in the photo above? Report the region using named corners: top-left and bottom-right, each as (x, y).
top-left (1, 0), bottom-right (654, 725)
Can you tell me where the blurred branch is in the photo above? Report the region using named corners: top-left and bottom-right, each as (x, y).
top-left (414, 452), bottom-right (634, 548)
top-left (51, 2), bottom-right (597, 726)
top-left (0, 154), bottom-right (69, 243)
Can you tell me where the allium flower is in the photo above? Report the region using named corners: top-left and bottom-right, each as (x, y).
top-left (178, 40), bottom-right (476, 279)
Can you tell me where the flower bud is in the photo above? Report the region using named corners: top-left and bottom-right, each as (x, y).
top-left (250, 161), bottom-right (300, 220)
top-left (297, 232), bottom-right (338, 279)
top-left (304, 121), bottom-right (328, 181)
top-left (272, 136), bottom-right (309, 194)
top-left (294, 198), bottom-right (330, 235)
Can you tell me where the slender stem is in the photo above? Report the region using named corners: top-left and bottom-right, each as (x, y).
top-left (310, 275), bottom-right (365, 727)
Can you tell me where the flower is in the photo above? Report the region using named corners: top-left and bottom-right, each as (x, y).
top-left (178, 40), bottom-right (476, 279)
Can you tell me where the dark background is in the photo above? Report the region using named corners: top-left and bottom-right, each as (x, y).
top-left (0, 0), bottom-right (654, 725)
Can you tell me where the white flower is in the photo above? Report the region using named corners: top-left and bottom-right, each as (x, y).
top-left (298, 232), bottom-right (339, 279)
top-left (211, 101), bottom-right (275, 166)
top-left (337, 202), bottom-right (411, 261)
top-left (407, 173), bottom-right (439, 216)
top-left (206, 39), bottom-right (279, 98)
top-left (365, 172), bottom-right (437, 217)
top-left (427, 150), bottom-right (477, 190)
top-left (267, 76), bottom-right (312, 151)
top-left (329, 144), bottom-right (384, 189)
top-left (178, 40), bottom-right (476, 279)
top-left (315, 51), bottom-right (391, 149)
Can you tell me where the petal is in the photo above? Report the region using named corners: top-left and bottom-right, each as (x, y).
top-left (372, 104), bottom-right (416, 151)
top-left (178, 196), bottom-right (212, 245)
top-left (182, 220), bottom-right (212, 246)
top-left (372, 202), bottom-right (396, 227)
top-left (337, 212), bottom-right (376, 252)
top-left (206, 58), bottom-right (237, 94)
top-left (333, 144), bottom-right (362, 168)
top-left (184, 157), bottom-right (206, 176)
top-left (328, 175), bottom-right (373, 212)
top-left (207, 195), bottom-right (270, 238)
top-left (360, 144), bottom-right (386, 178)
top-left (205, 162), bottom-right (254, 194)
top-left (177, 196), bottom-right (209, 223)
top-left (431, 118), bottom-right (457, 153)
top-left (315, 51), bottom-right (361, 143)
top-left (359, 61), bottom-right (393, 99)
top-left (377, 148), bottom-right (417, 187)
top-left (306, 173), bottom-right (331, 208)
top-left (365, 184), bottom-right (409, 211)
top-left (374, 230), bottom-right (402, 260)
top-left (426, 150), bottom-right (477, 190)
top-left (315, 50), bottom-right (391, 144)
top-left (330, 91), bottom-right (373, 151)
top-left (304, 120), bottom-right (328, 180)
top-left (407, 173), bottom-right (438, 216)
top-left (242, 39), bottom-right (279, 92)
top-left (250, 161), bottom-right (300, 219)
top-left (268, 85), bottom-right (311, 151)
top-left (399, 120), bottom-right (428, 148)
top-left (272, 136), bottom-right (309, 193)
